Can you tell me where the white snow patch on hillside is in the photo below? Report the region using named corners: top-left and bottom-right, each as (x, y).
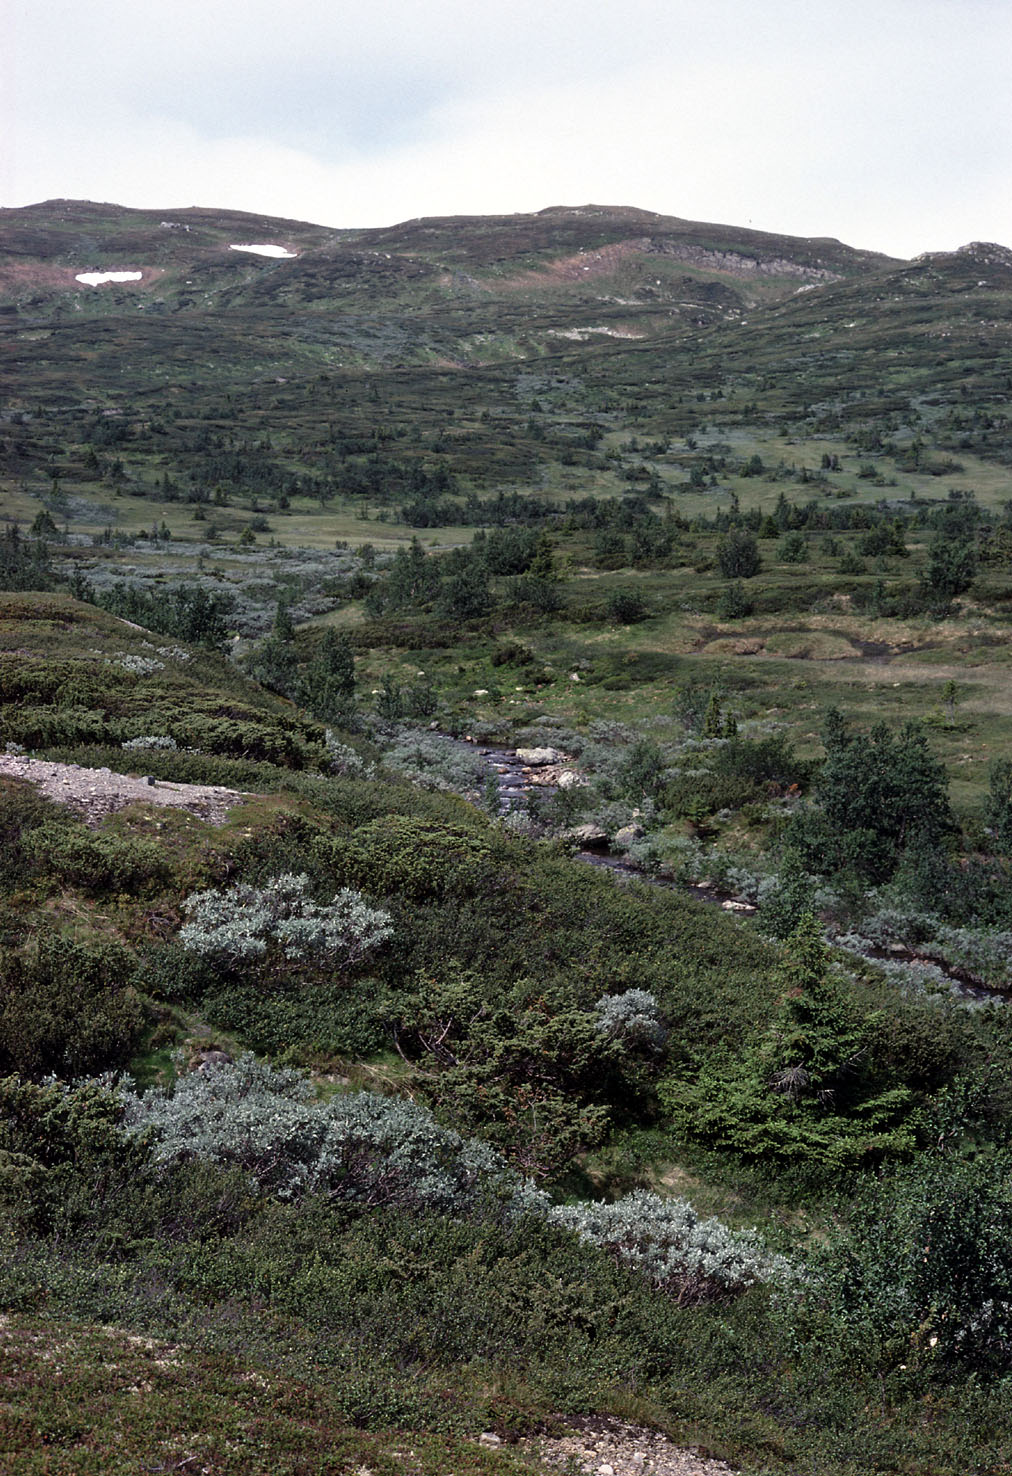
top-left (229, 244), bottom-right (297, 259)
top-left (75, 271), bottom-right (144, 287)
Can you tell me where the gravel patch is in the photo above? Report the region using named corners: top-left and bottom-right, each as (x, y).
top-left (517, 1418), bottom-right (736, 1476)
top-left (0, 755), bottom-right (248, 827)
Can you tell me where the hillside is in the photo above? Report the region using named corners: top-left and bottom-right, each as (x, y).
top-left (3, 200), bottom-right (1012, 1474)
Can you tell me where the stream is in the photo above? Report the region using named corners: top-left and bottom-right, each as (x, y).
top-left (456, 736), bottom-right (1006, 1006)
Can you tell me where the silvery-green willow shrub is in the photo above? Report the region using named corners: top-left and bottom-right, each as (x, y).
top-left (179, 873), bottom-right (392, 970)
top-left (121, 1056), bottom-right (786, 1302)
top-left (122, 734), bottom-right (177, 751)
top-left (121, 1054), bottom-right (549, 1218)
top-left (551, 1190), bottom-right (792, 1305)
top-left (323, 730), bottom-right (375, 779)
top-left (596, 989), bottom-right (667, 1052)
top-left (378, 727), bottom-right (487, 798)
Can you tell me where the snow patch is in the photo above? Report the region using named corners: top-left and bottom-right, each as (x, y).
top-left (229, 243), bottom-right (297, 259)
top-left (75, 271), bottom-right (143, 287)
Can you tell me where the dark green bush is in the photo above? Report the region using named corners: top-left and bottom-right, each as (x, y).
top-left (0, 933), bottom-right (146, 1079)
top-left (322, 815), bottom-right (500, 902)
top-left (2, 704), bottom-right (121, 749)
top-left (717, 531), bottom-right (761, 579)
top-left (663, 919), bottom-right (915, 1174)
top-left (27, 820), bottom-right (169, 897)
top-left (711, 735), bottom-right (805, 790)
top-left (0, 779), bottom-right (70, 891)
top-left (168, 714), bottom-right (318, 768)
top-left (0, 526), bottom-right (57, 592)
top-left (608, 590), bottom-right (648, 623)
top-left (200, 980), bottom-right (389, 1059)
top-left (811, 1140), bottom-right (1012, 1375)
top-left (717, 582), bottom-right (754, 618)
top-left (94, 582), bottom-right (233, 649)
top-left (814, 711), bottom-right (954, 882)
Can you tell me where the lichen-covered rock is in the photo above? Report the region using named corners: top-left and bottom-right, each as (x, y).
top-left (516, 746), bottom-right (566, 766)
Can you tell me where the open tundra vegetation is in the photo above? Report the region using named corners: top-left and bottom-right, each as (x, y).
top-left (5, 200), bottom-right (1012, 1473)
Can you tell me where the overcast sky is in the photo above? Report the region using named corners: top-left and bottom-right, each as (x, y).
top-left (5, 0), bottom-right (1011, 258)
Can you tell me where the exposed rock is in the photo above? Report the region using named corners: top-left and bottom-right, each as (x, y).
top-left (522, 762), bottom-right (581, 788)
top-left (516, 746), bottom-right (566, 766)
top-left (565, 823), bottom-right (609, 847)
top-left (0, 755), bottom-right (247, 828)
top-left (525, 1417), bottom-right (735, 1476)
top-left (613, 822), bottom-right (645, 848)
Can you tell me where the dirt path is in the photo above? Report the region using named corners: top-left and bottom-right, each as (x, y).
top-left (0, 755), bottom-right (248, 827)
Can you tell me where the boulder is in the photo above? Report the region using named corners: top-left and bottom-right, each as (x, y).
top-left (516, 746), bottom-right (566, 766)
top-left (613, 823), bottom-right (645, 849)
top-left (565, 823), bottom-right (609, 848)
top-left (556, 769), bottom-right (583, 790)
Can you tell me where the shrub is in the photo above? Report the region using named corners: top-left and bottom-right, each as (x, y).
top-left (550, 1189), bottom-right (789, 1304)
top-left (324, 730), bottom-right (374, 779)
top-left (812, 1140), bottom-right (1012, 1374)
top-left (379, 729), bottom-right (486, 798)
top-left (922, 537), bottom-right (977, 604)
top-left (323, 816), bottom-right (498, 902)
top-left (717, 582), bottom-right (754, 619)
top-left (0, 933), bottom-right (146, 1079)
top-left (179, 873), bottom-right (393, 974)
top-left (122, 1054), bottom-right (546, 1218)
top-left (755, 850), bottom-right (818, 939)
top-left (168, 714), bottom-right (314, 768)
top-left (0, 779), bottom-right (69, 891)
top-left (664, 917), bottom-right (915, 1172)
top-left (26, 821), bottom-right (169, 897)
top-left (815, 711), bottom-right (954, 882)
top-left (94, 582), bottom-right (233, 649)
top-left (122, 734), bottom-right (177, 751)
top-left (2, 705), bottom-right (120, 750)
top-left (0, 1075), bottom-right (143, 1234)
top-left (298, 630), bottom-right (356, 723)
top-left (984, 759), bottom-right (1012, 856)
top-left (717, 531), bottom-right (761, 579)
top-left (777, 531), bottom-right (808, 564)
top-left (120, 1055), bottom-right (785, 1303)
top-left (596, 989), bottom-right (667, 1052)
top-left (0, 525), bottom-right (56, 592)
top-left (608, 590), bottom-right (648, 623)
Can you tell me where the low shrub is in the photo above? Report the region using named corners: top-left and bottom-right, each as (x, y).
top-left (27, 820), bottom-right (169, 897)
top-left (2, 705), bottom-right (121, 750)
top-left (596, 989), bottom-right (667, 1052)
top-left (322, 815), bottom-right (500, 902)
top-left (179, 873), bottom-right (393, 976)
top-left (552, 1189), bottom-right (790, 1304)
top-left (0, 932), bottom-right (146, 1079)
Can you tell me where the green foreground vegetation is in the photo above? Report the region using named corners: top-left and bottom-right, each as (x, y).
top-left (3, 200), bottom-right (1012, 1473)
